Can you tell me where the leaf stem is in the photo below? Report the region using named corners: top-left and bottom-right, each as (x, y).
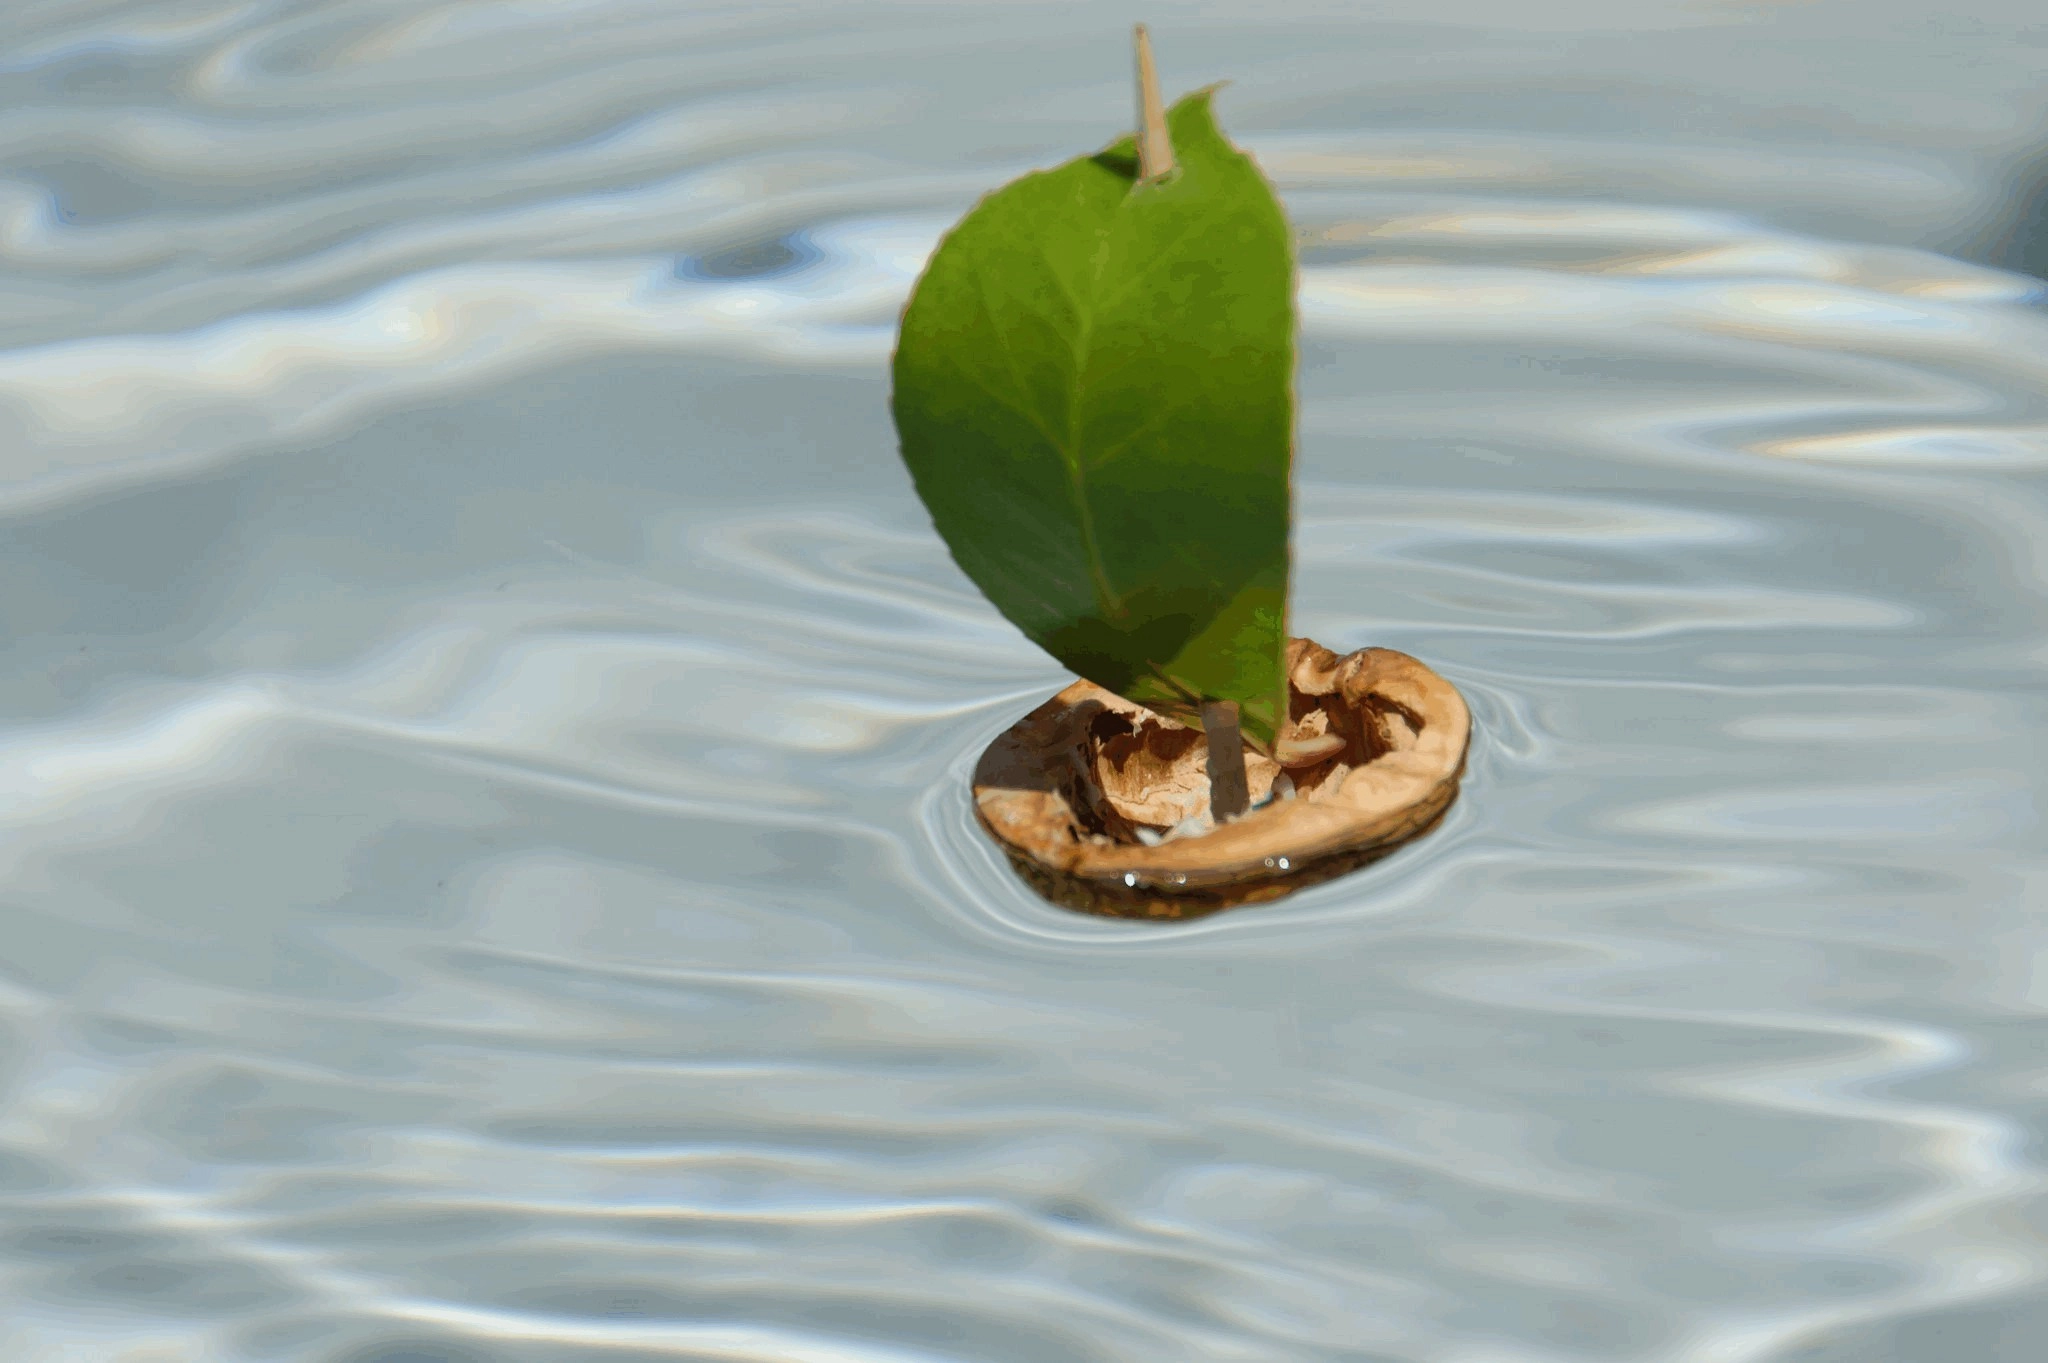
top-left (1201, 700), bottom-right (1251, 822)
top-left (1133, 25), bottom-right (1175, 182)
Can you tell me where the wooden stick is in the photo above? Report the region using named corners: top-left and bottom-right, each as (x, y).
top-left (1201, 700), bottom-right (1251, 822)
top-left (1142, 23), bottom-right (1216, 812)
top-left (1133, 24), bottom-right (1175, 181)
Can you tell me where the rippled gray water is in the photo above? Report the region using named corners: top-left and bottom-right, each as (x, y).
top-left (3, 3), bottom-right (2047, 1360)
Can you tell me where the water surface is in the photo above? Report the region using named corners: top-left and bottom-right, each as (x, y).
top-left (2, 3), bottom-right (2047, 1361)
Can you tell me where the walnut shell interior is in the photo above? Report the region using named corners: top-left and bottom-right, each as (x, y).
top-left (972, 639), bottom-right (1469, 919)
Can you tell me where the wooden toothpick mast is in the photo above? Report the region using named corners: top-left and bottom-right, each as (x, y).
top-left (1137, 26), bottom-right (1250, 822)
top-left (1134, 25), bottom-right (1176, 182)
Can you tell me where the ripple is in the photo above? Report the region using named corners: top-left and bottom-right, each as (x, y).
top-left (678, 228), bottom-right (828, 282)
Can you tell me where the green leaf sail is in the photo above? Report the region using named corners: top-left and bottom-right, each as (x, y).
top-left (890, 90), bottom-right (1294, 746)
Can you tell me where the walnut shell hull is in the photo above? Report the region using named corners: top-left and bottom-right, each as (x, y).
top-left (972, 639), bottom-right (1469, 919)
